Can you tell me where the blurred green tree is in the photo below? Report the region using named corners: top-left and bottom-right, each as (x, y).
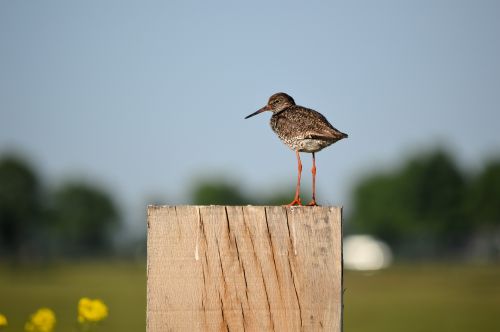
top-left (0, 155), bottom-right (42, 258)
top-left (349, 150), bottom-right (470, 257)
top-left (400, 151), bottom-right (468, 246)
top-left (49, 182), bottom-right (120, 256)
top-left (467, 160), bottom-right (500, 227)
top-left (259, 186), bottom-right (312, 206)
top-left (347, 173), bottom-right (403, 244)
top-left (191, 179), bottom-right (250, 205)
top-left (189, 177), bottom-right (310, 206)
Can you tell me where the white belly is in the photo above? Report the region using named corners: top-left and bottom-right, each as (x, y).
top-left (296, 139), bottom-right (332, 153)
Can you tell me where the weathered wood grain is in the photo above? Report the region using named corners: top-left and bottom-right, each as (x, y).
top-left (147, 206), bottom-right (342, 332)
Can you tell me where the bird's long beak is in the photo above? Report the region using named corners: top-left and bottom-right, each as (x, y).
top-left (244, 106), bottom-right (268, 119)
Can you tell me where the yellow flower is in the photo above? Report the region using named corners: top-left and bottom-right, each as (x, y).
top-left (24, 308), bottom-right (56, 332)
top-left (78, 297), bottom-right (108, 323)
top-left (0, 313), bottom-right (7, 328)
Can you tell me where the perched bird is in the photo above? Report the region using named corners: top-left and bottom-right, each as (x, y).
top-left (245, 92), bottom-right (348, 206)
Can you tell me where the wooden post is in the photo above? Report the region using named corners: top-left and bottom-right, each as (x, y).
top-left (147, 206), bottom-right (343, 331)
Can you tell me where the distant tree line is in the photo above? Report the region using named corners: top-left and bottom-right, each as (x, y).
top-left (190, 177), bottom-right (308, 207)
top-left (348, 150), bottom-right (500, 260)
top-left (1, 149), bottom-right (499, 262)
top-left (0, 154), bottom-right (119, 261)
top-left (190, 150), bottom-right (500, 260)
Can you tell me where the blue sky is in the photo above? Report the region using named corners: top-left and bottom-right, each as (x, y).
top-left (1, 1), bottom-right (499, 236)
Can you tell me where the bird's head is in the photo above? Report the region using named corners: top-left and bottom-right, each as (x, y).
top-left (245, 92), bottom-right (295, 119)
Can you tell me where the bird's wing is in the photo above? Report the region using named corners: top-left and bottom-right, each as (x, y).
top-left (282, 106), bottom-right (346, 140)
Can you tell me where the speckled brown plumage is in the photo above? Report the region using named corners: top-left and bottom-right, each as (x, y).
top-left (270, 104), bottom-right (347, 152)
top-left (245, 92), bottom-right (348, 206)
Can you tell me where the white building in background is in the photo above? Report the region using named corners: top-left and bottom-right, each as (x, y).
top-left (343, 235), bottom-right (393, 271)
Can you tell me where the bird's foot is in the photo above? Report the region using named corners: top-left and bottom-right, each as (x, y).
top-left (306, 200), bottom-right (318, 206)
top-left (286, 197), bottom-right (302, 207)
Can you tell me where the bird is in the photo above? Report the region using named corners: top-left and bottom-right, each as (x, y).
top-left (245, 92), bottom-right (348, 206)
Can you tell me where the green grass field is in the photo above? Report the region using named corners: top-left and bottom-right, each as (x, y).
top-left (0, 261), bottom-right (146, 331)
top-left (344, 264), bottom-right (500, 332)
top-left (1, 261), bottom-right (499, 331)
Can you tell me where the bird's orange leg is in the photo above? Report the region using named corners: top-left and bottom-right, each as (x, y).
top-left (307, 152), bottom-right (318, 206)
top-left (287, 150), bottom-right (303, 206)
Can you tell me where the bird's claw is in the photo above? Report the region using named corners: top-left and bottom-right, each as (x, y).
top-left (286, 197), bottom-right (302, 207)
top-left (306, 200), bottom-right (318, 206)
